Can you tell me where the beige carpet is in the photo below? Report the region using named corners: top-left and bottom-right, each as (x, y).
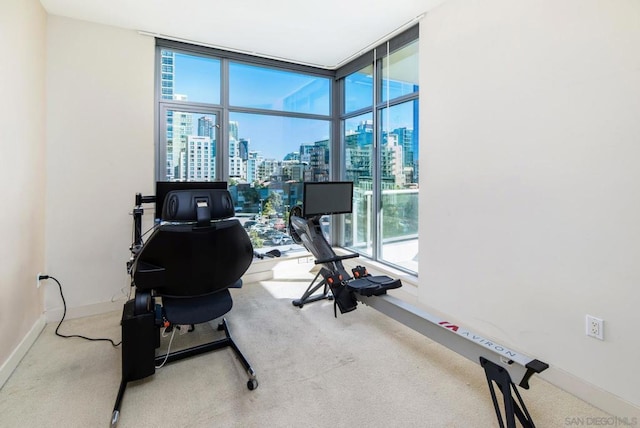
top-left (0, 259), bottom-right (610, 427)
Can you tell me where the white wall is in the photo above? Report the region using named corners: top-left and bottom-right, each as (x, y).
top-left (0, 0), bottom-right (47, 372)
top-left (419, 0), bottom-right (640, 415)
top-left (6, 0), bottom-right (638, 416)
top-left (45, 16), bottom-right (155, 318)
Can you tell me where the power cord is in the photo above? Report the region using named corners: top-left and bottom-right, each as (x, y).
top-left (39, 275), bottom-right (121, 347)
top-left (155, 327), bottom-right (176, 369)
top-left (131, 223), bottom-right (158, 248)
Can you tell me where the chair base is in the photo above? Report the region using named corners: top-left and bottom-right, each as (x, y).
top-left (112, 313), bottom-right (257, 427)
top-left (154, 318), bottom-right (257, 384)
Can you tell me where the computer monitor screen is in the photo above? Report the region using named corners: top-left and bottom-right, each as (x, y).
top-left (155, 181), bottom-right (227, 219)
top-left (302, 181), bottom-right (353, 218)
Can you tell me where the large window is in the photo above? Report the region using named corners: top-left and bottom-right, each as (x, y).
top-left (156, 44), bottom-right (332, 251)
top-left (155, 27), bottom-right (418, 274)
top-left (339, 27), bottom-right (419, 274)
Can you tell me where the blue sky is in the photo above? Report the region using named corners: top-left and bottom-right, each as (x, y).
top-left (171, 52), bottom-right (416, 160)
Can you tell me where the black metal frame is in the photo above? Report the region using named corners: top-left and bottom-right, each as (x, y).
top-left (292, 252), bottom-right (361, 308)
top-left (480, 357), bottom-right (536, 428)
top-left (154, 318), bottom-right (255, 377)
top-left (292, 268), bottom-right (332, 307)
top-left (112, 193), bottom-right (257, 427)
top-left (112, 315), bottom-right (257, 427)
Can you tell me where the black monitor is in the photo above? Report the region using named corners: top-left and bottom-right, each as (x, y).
top-left (155, 181), bottom-right (228, 219)
top-left (302, 181), bottom-right (353, 218)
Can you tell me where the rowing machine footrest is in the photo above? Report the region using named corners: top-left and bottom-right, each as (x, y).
top-left (347, 275), bottom-right (402, 297)
top-left (351, 265), bottom-right (369, 278)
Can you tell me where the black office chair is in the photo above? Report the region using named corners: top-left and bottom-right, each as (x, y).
top-left (112, 188), bottom-right (257, 426)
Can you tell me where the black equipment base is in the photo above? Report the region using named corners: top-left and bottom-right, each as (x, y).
top-left (480, 357), bottom-right (536, 428)
top-left (292, 269), bottom-right (333, 307)
top-left (112, 307), bottom-right (257, 427)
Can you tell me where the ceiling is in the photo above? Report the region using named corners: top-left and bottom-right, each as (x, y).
top-left (39, 0), bottom-right (446, 69)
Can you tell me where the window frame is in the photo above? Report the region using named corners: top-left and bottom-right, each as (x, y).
top-left (154, 26), bottom-right (418, 275)
top-left (337, 25), bottom-right (419, 275)
top-left (155, 42), bottom-right (335, 182)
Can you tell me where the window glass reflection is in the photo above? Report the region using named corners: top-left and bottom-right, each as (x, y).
top-left (229, 63), bottom-right (330, 115)
top-left (343, 113), bottom-right (374, 257)
top-left (344, 65), bottom-right (373, 114)
top-left (382, 40), bottom-right (419, 102)
top-left (379, 101), bottom-right (419, 272)
top-left (161, 50), bottom-right (221, 104)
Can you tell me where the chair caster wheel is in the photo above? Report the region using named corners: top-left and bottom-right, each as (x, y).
top-left (247, 379), bottom-right (258, 390)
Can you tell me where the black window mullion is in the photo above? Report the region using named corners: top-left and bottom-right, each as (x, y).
top-left (374, 91), bottom-right (419, 111)
top-left (228, 106), bottom-right (331, 122)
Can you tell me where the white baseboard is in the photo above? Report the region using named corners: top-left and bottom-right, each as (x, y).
top-left (338, 256), bottom-right (640, 420)
top-left (541, 367), bottom-right (640, 421)
top-left (0, 315), bottom-right (46, 389)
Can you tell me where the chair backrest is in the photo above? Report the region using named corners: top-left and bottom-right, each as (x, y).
top-left (162, 188), bottom-right (235, 226)
top-left (133, 189), bottom-right (253, 297)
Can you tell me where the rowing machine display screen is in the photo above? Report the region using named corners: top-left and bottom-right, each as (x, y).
top-left (302, 181), bottom-right (353, 218)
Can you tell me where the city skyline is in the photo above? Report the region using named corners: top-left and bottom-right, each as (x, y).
top-left (158, 44), bottom-right (420, 274)
top-left (162, 50), bottom-right (417, 164)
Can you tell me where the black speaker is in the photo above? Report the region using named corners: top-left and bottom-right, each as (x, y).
top-left (121, 299), bottom-right (156, 381)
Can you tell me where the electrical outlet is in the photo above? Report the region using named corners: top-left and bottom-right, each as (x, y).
top-left (36, 272), bottom-right (44, 288)
top-left (586, 315), bottom-right (604, 340)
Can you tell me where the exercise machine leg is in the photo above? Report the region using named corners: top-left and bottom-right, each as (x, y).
top-left (292, 270), bottom-right (332, 307)
top-left (480, 357), bottom-right (536, 428)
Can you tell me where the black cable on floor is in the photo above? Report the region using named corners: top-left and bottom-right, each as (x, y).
top-left (42, 275), bottom-right (121, 347)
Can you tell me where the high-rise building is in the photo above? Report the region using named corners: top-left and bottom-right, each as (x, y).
top-left (283, 162), bottom-right (306, 182)
top-left (172, 112), bottom-right (193, 180)
top-left (198, 116), bottom-right (215, 139)
top-left (161, 50), bottom-right (175, 178)
top-left (238, 138), bottom-right (249, 161)
top-left (160, 50), bottom-right (174, 100)
top-left (382, 134), bottom-right (404, 187)
top-left (283, 151), bottom-right (300, 162)
top-left (299, 143), bottom-right (314, 165)
top-left (389, 126), bottom-right (416, 185)
top-left (228, 121), bottom-right (239, 142)
top-left (246, 151), bottom-right (261, 183)
top-left (308, 139), bottom-right (330, 181)
top-left (345, 121), bottom-right (374, 185)
top-left (186, 136), bottom-right (215, 180)
top-left (258, 159), bottom-right (280, 182)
